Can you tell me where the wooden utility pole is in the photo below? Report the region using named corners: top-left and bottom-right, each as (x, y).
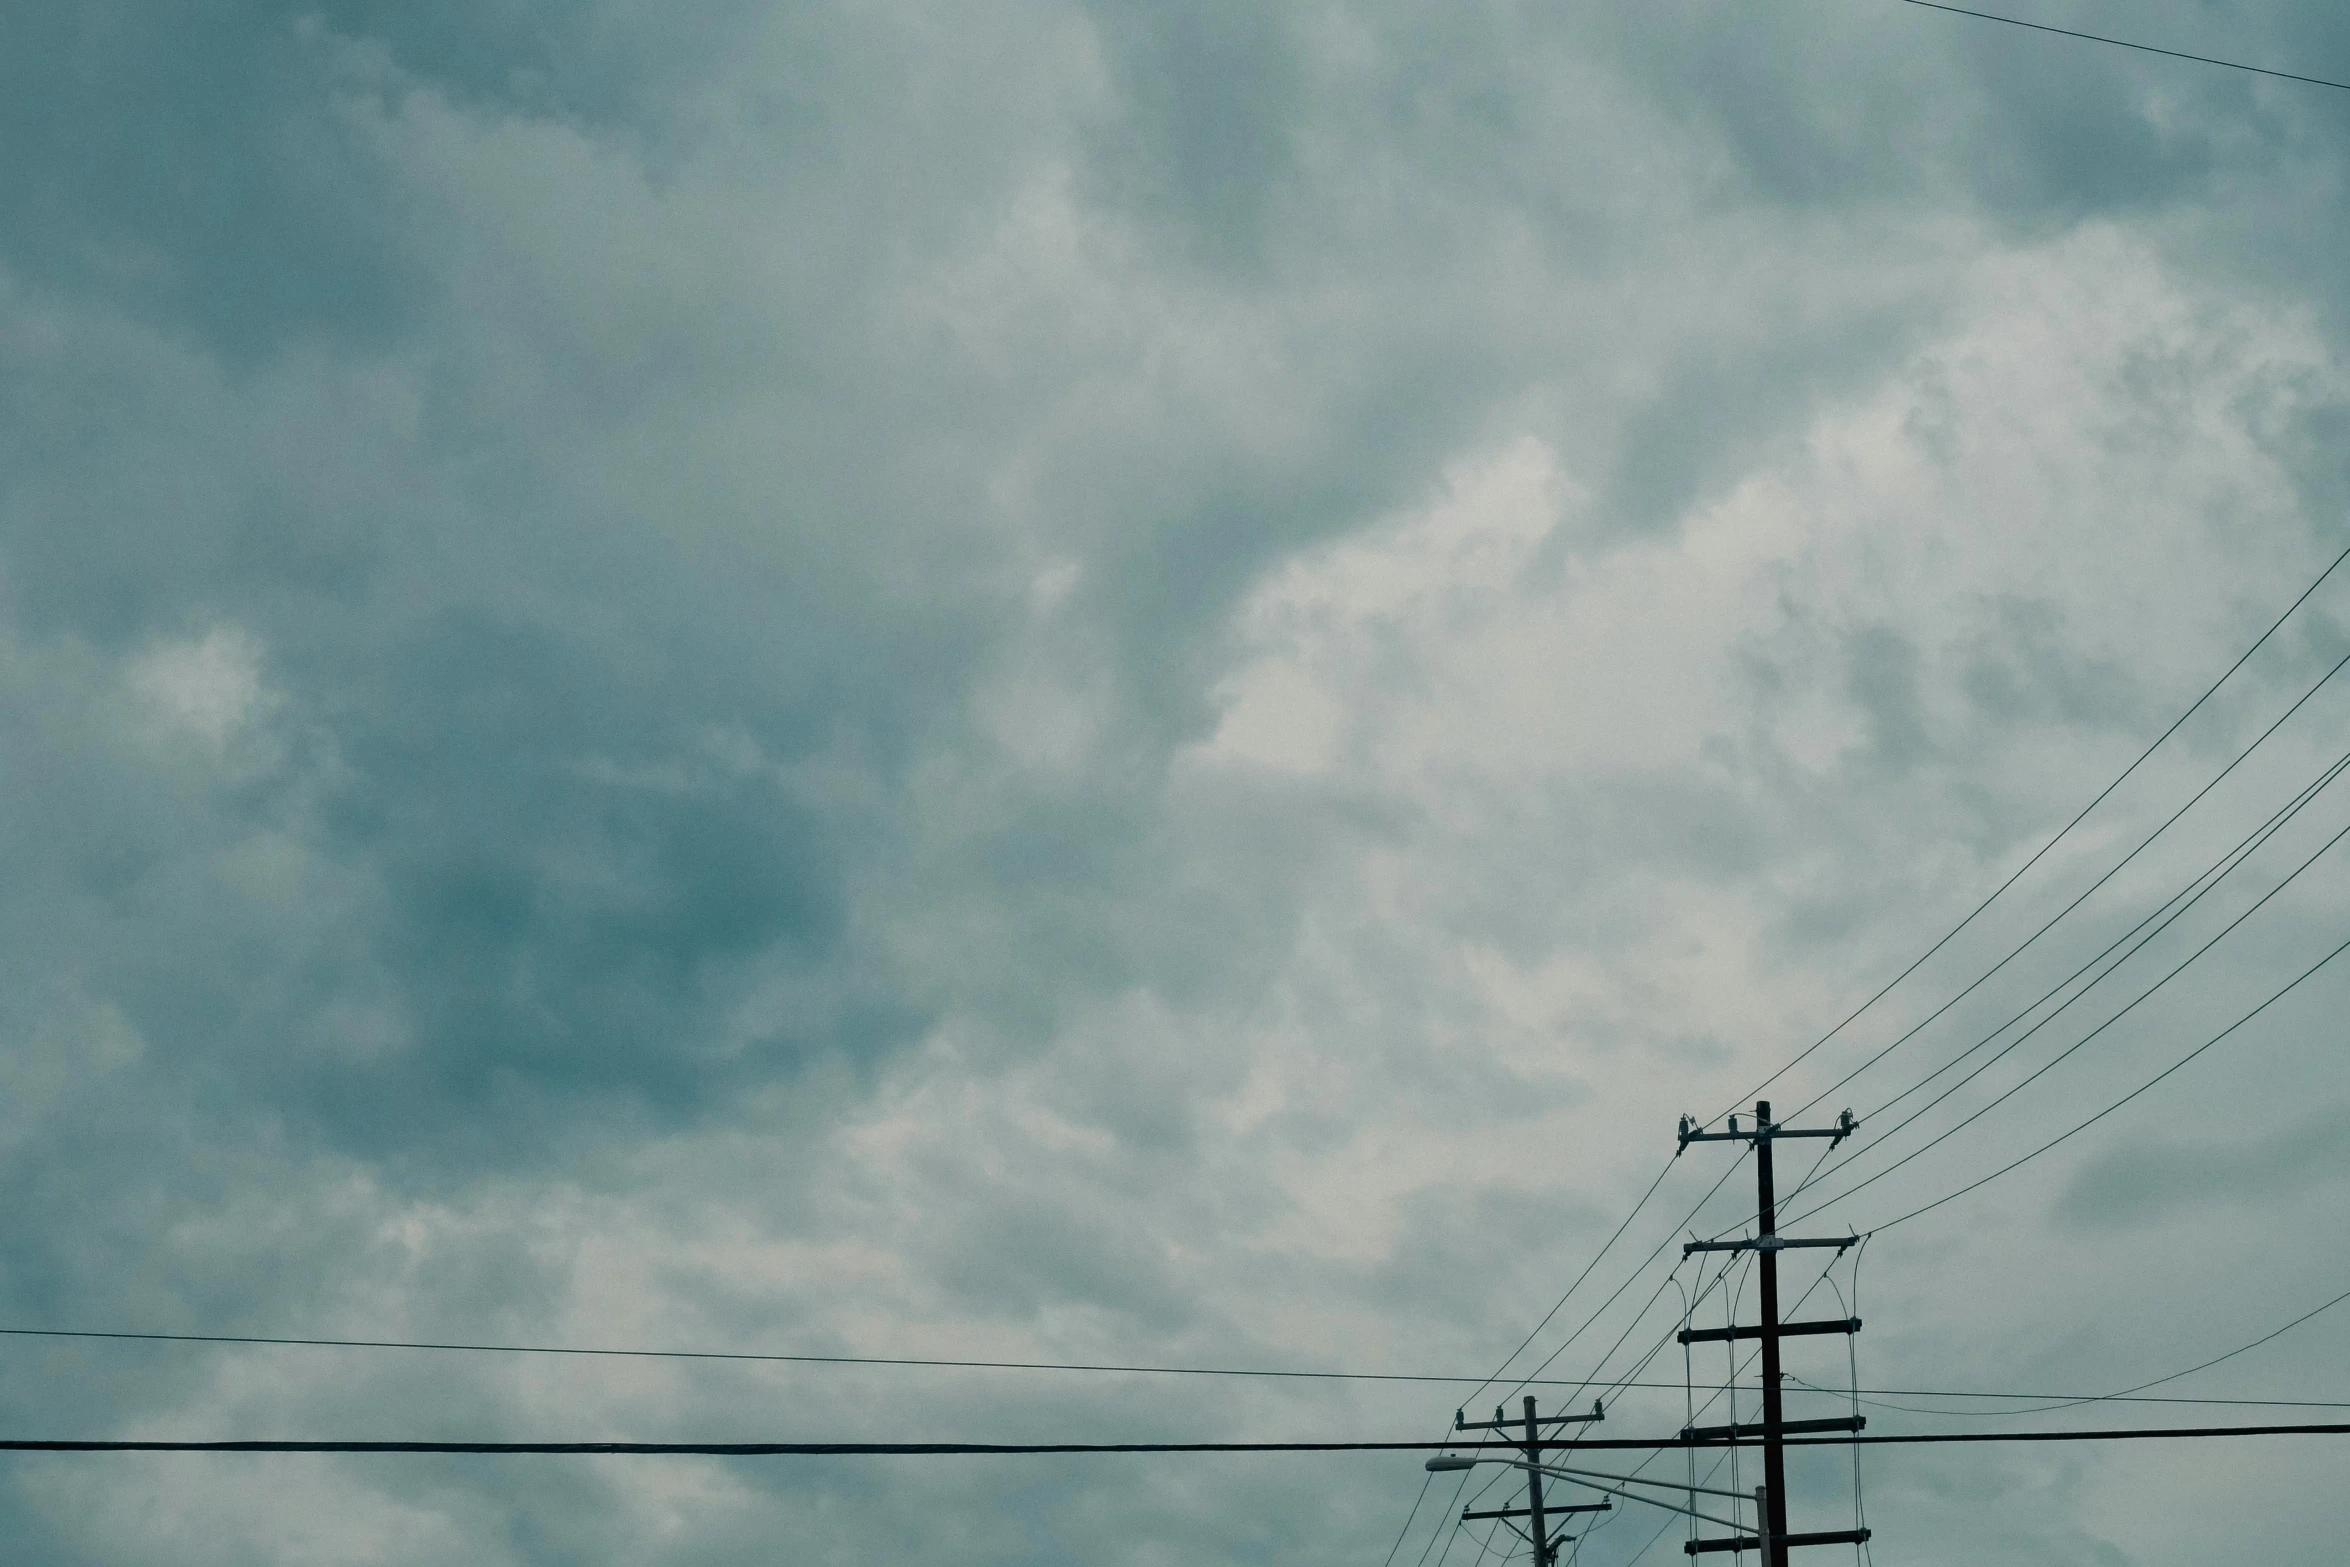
top-left (1453, 1395), bottom-right (1609, 1565)
top-left (1676, 1101), bottom-right (1871, 1564)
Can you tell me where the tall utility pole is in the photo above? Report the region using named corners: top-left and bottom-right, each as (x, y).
top-left (1676, 1101), bottom-right (1871, 1565)
top-left (1453, 1396), bottom-right (1609, 1566)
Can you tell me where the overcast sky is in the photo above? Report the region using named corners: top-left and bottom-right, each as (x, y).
top-left (4, 2), bottom-right (2350, 1563)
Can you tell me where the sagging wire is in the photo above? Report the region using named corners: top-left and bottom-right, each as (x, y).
top-left (1598, 1251), bottom-right (1843, 1567)
top-left (1538, 1248), bottom-right (1749, 1566)
top-left (1542, 1244), bottom-right (1834, 1565)
top-left (1501, 1155), bottom-right (1748, 1403)
top-left (1838, 1236), bottom-right (1876, 1567)
top-left (1782, 1113), bottom-right (1854, 1212)
top-left (1726, 1248), bottom-right (1755, 1551)
top-left (1677, 1274), bottom-right (1698, 1557)
top-left (1433, 1465), bottom-right (1512, 1567)
top-left (1570, 1251), bottom-right (1745, 1564)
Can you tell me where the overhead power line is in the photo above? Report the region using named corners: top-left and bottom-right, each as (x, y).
top-left (1850, 926), bottom-right (2350, 1234)
top-left (1788, 815), bottom-right (2350, 1230)
top-left (0, 1327), bottom-right (1621, 1388)
top-left (1722, 536), bottom-right (2350, 1118)
top-left (10, 1425), bottom-right (2350, 1455)
top-left (1895, 0), bottom-right (2350, 92)
top-left (1788, 648), bottom-right (2350, 1127)
top-left (29, 1323), bottom-right (2339, 1411)
top-left (1847, 736), bottom-right (2350, 1139)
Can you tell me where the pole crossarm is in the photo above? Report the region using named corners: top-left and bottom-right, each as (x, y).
top-left (1686, 1529), bottom-right (1871, 1556)
top-left (1456, 1398), bottom-right (1604, 1432)
top-left (1464, 1503), bottom-right (1611, 1520)
top-left (1682, 1236), bottom-right (1856, 1256)
top-left (1521, 1461), bottom-right (1751, 1502)
top-left (1677, 1110), bottom-right (1856, 1152)
top-left (1678, 1318), bottom-right (1859, 1345)
top-left (1681, 1416), bottom-right (1864, 1443)
top-left (1672, 1100), bottom-right (1863, 1565)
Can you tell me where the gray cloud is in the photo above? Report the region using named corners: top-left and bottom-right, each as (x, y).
top-left (2054, 1104), bottom-right (2350, 1228)
top-left (4, 2), bottom-right (2350, 1563)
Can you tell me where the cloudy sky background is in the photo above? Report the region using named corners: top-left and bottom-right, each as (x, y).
top-left (4, 1), bottom-right (2350, 1561)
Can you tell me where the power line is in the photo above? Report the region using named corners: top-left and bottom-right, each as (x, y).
top-left (1470, 1154), bottom-right (1682, 1405)
top-left (1496, 1160), bottom-right (1747, 1402)
top-left (1721, 536), bottom-right (2350, 1118)
top-left (35, 1323), bottom-right (2331, 1411)
top-left (1893, 0), bottom-right (2350, 93)
top-left (11, 1425), bottom-right (2350, 1455)
top-left (1816, 1389), bottom-right (2350, 1412)
top-left (1460, 541), bottom-right (2350, 1546)
top-left (1850, 926), bottom-right (2350, 1234)
top-left (1852, 740), bottom-right (2350, 1136)
top-left (1443, 540), bottom-right (2350, 1552)
top-left (1805, 1279), bottom-right (2350, 1419)
top-left (1769, 733), bottom-right (2350, 1227)
top-left (1786, 649), bottom-right (2350, 1127)
top-left (1782, 788), bottom-right (2339, 1223)
top-left (0, 1327), bottom-right (1650, 1389)
top-left (1787, 814), bottom-right (2350, 1229)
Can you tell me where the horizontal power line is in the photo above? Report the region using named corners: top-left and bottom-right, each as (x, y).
top-left (8, 1424), bottom-right (2350, 1455)
top-left (1723, 535), bottom-right (2350, 1118)
top-left (1806, 1385), bottom-right (2350, 1413)
top-left (15, 1327), bottom-right (2347, 1411)
top-left (0, 1328), bottom-right (1590, 1386)
top-left (1896, 0), bottom-right (2350, 92)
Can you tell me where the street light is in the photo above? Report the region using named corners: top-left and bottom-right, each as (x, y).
top-left (1419, 1451), bottom-right (1763, 1539)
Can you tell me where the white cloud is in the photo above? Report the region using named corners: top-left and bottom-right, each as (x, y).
top-left (129, 625), bottom-right (273, 747)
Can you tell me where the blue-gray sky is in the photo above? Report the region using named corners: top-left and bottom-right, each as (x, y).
top-left (3, 3), bottom-right (2349, 1562)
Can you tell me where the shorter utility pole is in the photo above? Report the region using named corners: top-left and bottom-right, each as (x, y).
top-left (1453, 1396), bottom-right (1608, 1566)
top-left (1675, 1102), bottom-right (1871, 1565)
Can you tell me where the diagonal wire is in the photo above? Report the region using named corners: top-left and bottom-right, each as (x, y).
top-left (1787, 648), bottom-right (2350, 1125)
top-left (1798, 1280), bottom-right (2350, 1419)
top-left (1790, 814), bottom-right (2350, 1227)
top-left (1855, 741), bottom-right (2350, 1133)
top-left (1721, 537), bottom-right (2350, 1117)
top-left (1776, 744), bottom-right (2350, 1217)
top-left (1496, 1158), bottom-right (1745, 1402)
top-left (1894, 0), bottom-right (2350, 93)
top-left (1859, 927), bottom-right (2350, 1233)
top-left (1469, 1154), bottom-right (1681, 1405)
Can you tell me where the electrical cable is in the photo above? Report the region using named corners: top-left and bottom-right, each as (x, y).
top-left (1769, 737), bottom-right (2350, 1225)
top-left (1469, 1153), bottom-right (1682, 1406)
top-left (1787, 813), bottom-right (2350, 1228)
top-left (5, 1424), bottom-right (2301, 1460)
top-left (1447, 545), bottom-right (2350, 1547)
top-left (1834, 922), bottom-right (2350, 1234)
top-left (1797, 1280), bottom-right (2350, 1420)
top-left (13, 1325), bottom-right (2346, 1412)
top-left (1384, 1470), bottom-right (1439, 1567)
top-left (1847, 741), bottom-right (2350, 1138)
top-left (1719, 536), bottom-right (2350, 1117)
top-left (1786, 651), bottom-right (2350, 1128)
top-left (1454, 547), bottom-right (2350, 1537)
top-left (1893, 0), bottom-right (2350, 93)
top-left (1817, 1389), bottom-right (2350, 1411)
top-left (1497, 1157), bottom-right (1746, 1402)
top-left (2025, 1281), bottom-right (2350, 1413)
top-left (0, 1326), bottom-right (1680, 1390)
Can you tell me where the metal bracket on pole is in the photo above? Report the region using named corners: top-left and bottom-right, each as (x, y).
top-left (1456, 1398), bottom-right (1604, 1432)
top-left (1678, 1415), bottom-right (1864, 1443)
top-left (1679, 1317), bottom-right (1859, 1346)
top-left (1677, 1110), bottom-right (1856, 1153)
top-left (1682, 1235), bottom-right (1856, 1257)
